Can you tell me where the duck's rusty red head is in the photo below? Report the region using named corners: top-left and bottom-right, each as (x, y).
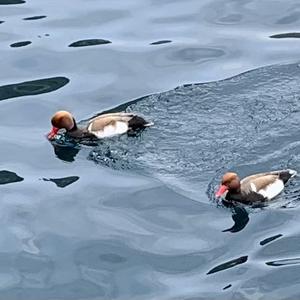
top-left (47, 111), bottom-right (75, 140)
top-left (215, 172), bottom-right (241, 197)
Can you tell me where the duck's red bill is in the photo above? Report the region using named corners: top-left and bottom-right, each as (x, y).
top-left (47, 127), bottom-right (59, 140)
top-left (215, 184), bottom-right (228, 197)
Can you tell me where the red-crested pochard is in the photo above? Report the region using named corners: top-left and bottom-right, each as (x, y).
top-left (215, 169), bottom-right (297, 204)
top-left (47, 111), bottom-right (153, 140)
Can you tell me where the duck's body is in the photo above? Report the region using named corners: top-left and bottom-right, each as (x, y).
top-left (48, 111), bottom-right (153, 140)
top-left (216, 169), bottom-right (297, 204)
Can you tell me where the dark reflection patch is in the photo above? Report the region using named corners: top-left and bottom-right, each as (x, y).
top-left (0, 170), bottom-right (23, 184)
top-left (10, 41), bottom-right (32, 48)
top-left (150, 40), bottom-right (172, 45)
top-left (207, 256), bottom-right (248, 275)
top-left (270, 32), bottom-right (300, 39)
top-left (0, 76), bottom-right (69, 101)
top-left (52, 144), bottom-right (80, 162)
top-left (69, 39), bottom-right (111, 47)
top-left (99, 253), bottom-right (127, 264)
top-left (0, 21), bottom-right (4, 24)
top-left (266, 258), bottom-right (300, 267)
top-left (0, 0), bottom-right (25, 4)
top-left (223, 284), bottom-right (232, 290)
top-left (260, 234), bottom-right (283, 246)
top-left (170, 47), bottom-right (224, 62)
top-left (223, 206), bottom-right (249, 233)
top-left (23, 15), bottom-right (46, 20)
top-left (42, 176), bottom-right (79, 188)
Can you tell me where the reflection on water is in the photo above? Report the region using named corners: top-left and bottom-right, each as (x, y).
top-left (260, 234), bottom-right (283, 246)
top-left (10, 41), bottom-right (32, 48)
top-left (223, 284), bottom-right (232, 290)
top-left (168, 47), bottom-right (225, 63)
top-left (150, 40), bottom-right (172, 45)
top-left (270, 32), bottom-right (300, 38)
top-left (52, 143), bottom-right (80, 162)
top-left (23, 16), bottom-right (47, 21)
top-left (266, 258), bottom-right (300, 267)
top-left (42, 176), bottom-right (79, 188)
top-left (0, 0), bottom-right (25, 4)
top-left (207, 255), bottom-right (248, 275)
top-left (0, 77), bottom-right (69, 101)
top-left (0, 170), bottom-right (23, 184)
top-left (69, 39), bottom-right (112, 47)
top-left (222, 206), bottom-right (249, 233)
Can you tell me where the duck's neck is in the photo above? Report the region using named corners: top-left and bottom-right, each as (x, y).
top-left (69, 118), bottom-right (79, 132)
top-left (227, 187), bottom-right (241, 198)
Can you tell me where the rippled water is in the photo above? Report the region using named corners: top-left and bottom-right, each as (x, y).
top-left (1, 0), bottom-right (300, 299)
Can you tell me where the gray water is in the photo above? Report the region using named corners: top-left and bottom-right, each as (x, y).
top-left (1, 0), bottom-right (300, 299)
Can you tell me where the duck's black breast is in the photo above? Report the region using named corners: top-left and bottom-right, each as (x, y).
top-left (226, 191), bottom-right (266, 204)
top-left (67, 128), bottom-right (96, 139)
top-left (65, 129), bottom-right (99, 146)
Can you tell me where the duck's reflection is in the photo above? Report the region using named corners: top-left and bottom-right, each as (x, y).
top-left (222, 204), bottom-right (249, 233)
top-left (51, 143), bottom-right (80, 162)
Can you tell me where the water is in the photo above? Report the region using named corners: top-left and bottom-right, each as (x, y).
top-left (1, 0), bottom-right (300, 299)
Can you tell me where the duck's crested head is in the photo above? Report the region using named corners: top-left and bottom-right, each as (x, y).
top-left (221, 172), bottom-right (239, 185)
top-left (51, 110), bottom-right (75, 130)
top-left (216, 172), bottom-right (241, 197)
top-left (47, 110), bottom-right (75, 140)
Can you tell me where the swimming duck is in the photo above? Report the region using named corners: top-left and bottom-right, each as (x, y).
top-left (47, 110), bottom-right (153, 140)
top-left (215, 169), bottom-right (297, 204)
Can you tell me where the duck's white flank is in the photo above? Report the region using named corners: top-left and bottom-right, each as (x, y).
top-left (257, 179), bottom-right (284, 200)
top-left (89, 121), bottom-right (129, 138)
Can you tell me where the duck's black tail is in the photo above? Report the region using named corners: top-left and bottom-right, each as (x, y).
top-left (128, 115), bottom-right (154, 130)
top-left (279, 169), bottom-right (297, 184)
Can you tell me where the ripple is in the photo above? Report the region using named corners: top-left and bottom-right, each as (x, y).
top-left (0, 76), bottom-right (69, 101)
top-left (75, 240), bottom-right (208, 275)
top-left (0, 170), bottom-right (23, 184)
top-left (10, 41), bottom-right (32, 48)
top-left (0, 279), bottom-right (105, 299)
top-left (223, 284), bottom-right (232, 290)
top-left (42, 176), bottom-right (79, 188)
top-left (0, 0), bottom-right (24, 4)
top-left (276, 12), bottom-right (300, 25)
top-left (68, 39), bottom-right (112, 47)
top-left (79, 63), bottom-right (300, 204)
top-left (207, 255), bottom-right (248, 275)
top-left (99, 253), bottom-right (127, 264)
top-left (168, 47), bottom-right (225, 63)
top-left (260, 234), bottom-right (283, 246)
top-left (23, 15), bottom-right (47, 21)
top-left (150, 40), bottom-right (172, 45)
top-left (266, 258), bottom-right (300, 267)
top-left (218, 13), bottom-right (243, 24)
top-left (270, 32), bottom-right (300, 39)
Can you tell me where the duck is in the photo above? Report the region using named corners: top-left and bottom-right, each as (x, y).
top-left (47, 110), bottom-right (153, 140)
top-left (215, 169), bottom-right (297, 204)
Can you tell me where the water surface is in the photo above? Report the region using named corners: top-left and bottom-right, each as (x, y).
top-left (1, 0), bottom-right (300, 299)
